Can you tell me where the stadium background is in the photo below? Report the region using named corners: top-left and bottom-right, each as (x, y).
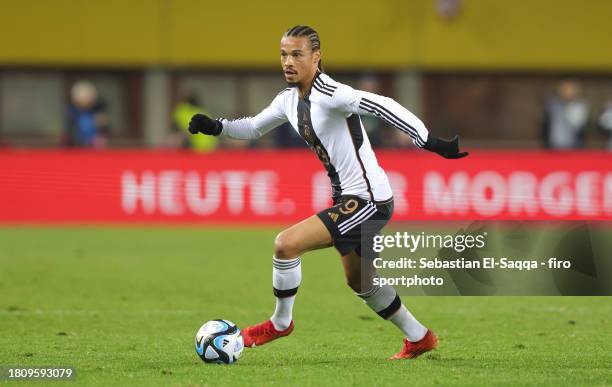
top-left (1, 1), bottom-right (611, 386)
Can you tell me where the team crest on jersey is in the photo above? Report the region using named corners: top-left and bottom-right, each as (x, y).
top-left (328, 212), bottom-right (339, 222)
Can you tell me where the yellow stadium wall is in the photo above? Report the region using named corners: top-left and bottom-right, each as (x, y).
top-left (0, 0), bottom-right (610, 70)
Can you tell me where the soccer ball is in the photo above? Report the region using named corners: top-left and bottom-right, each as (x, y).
top-left (195, 319), bottom-right (244, 364)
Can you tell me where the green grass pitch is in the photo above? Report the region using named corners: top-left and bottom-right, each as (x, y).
top-left (0, 227), bottom-right (611, 386)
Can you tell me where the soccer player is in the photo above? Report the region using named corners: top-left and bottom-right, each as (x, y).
top-left (188, 25), bottom-right (468, 359)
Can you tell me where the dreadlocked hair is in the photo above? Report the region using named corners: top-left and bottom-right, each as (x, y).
top-left (284, 25), bottom-right (323, 71)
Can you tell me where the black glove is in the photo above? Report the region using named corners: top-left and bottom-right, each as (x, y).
top-left (423, 135), bottom-right (469, 159)
top-left (188, 114), bottom-right (223, 136)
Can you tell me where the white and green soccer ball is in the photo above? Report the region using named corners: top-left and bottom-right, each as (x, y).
top-left (195, 319), bottom-right (244, 364)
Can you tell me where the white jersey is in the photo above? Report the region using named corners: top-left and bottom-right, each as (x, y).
top-left (220, 72), bottom-right (429, 202)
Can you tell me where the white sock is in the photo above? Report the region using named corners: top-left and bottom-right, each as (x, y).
top-left (357, 285), bottom-right (427, 342)
top-left (270, 256), bottom-right (301, 331)
top-left (271, 295), bottom-right (296, 331)
top-left (389, 305), bottom-right (428, 342)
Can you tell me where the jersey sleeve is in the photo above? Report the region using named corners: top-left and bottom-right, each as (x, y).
top-left (333, 84), bottom-right (429, 148)
top-left (220, 92), bottom-right (288, 140)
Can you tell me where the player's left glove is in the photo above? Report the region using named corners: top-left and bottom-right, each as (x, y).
top-left (423, 135), bottom-right (469, 159)
top-left (188, 114), bottom-right (223, 136)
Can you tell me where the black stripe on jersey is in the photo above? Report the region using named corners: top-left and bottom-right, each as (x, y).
top-left (359, 98), bottom-right (424, 147)
top-left (312, 83), bottom-right (333, 97)
top-left (359, 101), bottom-right (420, 142)
top-left (364, 98), bottom-right (424, 147)
top-left (314, 77), bottom-right (337, 93)
top-left (359, 98), bottom-right (426, 147)
top-left (298, 95), bottom-right (342, 198)
top-left (311, 72), bottom-right (338, 96)
top-left (359, 100), bottom-right (415, 137)
top-left (317, 75), bottom-right (338, 89)
top-left (346, 114), bottom-right (374, 201)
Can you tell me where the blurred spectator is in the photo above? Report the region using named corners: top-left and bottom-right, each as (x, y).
top-left (597, 100), bottom-right (612, 149)
top-left (64, 81), bottom-right (108, 148)
top-left (541, 79), bottom-right (590, 149)
top-left (172, 93), bottom-right (218, 152)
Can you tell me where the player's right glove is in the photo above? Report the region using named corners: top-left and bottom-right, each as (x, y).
top-left (423, 135), bottom-right (469, 159)
top-left (188, 114), bottom-right (223, 136)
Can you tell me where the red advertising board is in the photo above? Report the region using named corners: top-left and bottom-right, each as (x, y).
top-left (1, 149), bottom-right (611, 223)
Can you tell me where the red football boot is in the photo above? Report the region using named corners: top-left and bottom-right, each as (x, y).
top-left (390, 330), bottom-right (438, 360)
top-left (242, 320), bottom-right (294, 348)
